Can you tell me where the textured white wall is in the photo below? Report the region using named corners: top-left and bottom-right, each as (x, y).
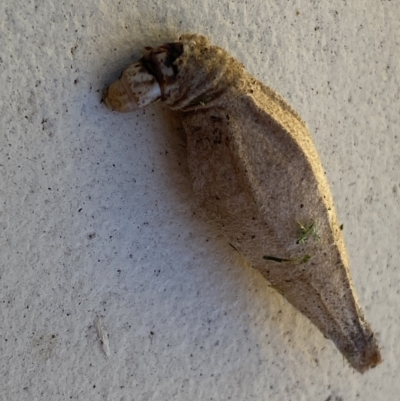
top-left (1, 1), bottom-right (399, 400)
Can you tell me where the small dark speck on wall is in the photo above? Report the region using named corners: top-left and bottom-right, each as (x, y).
top-left (325, 396), bottom-right (343, 401)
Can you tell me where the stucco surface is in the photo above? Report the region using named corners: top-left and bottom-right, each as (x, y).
top-left (1, 1), bottom-right (399, 400)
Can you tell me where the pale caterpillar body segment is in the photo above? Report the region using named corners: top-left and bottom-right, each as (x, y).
top-left (103, 34), bottom-right (381, 373)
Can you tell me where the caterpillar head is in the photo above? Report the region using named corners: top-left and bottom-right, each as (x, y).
top-left (103, 42), bottom-right (184, 112)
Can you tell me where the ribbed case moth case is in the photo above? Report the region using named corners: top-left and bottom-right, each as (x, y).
top-left (103, 34), bottom-right (381, 373)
